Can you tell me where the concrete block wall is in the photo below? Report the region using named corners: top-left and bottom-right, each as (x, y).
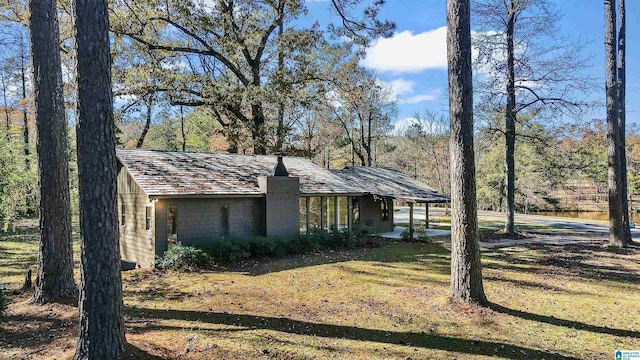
top-left (258, 176), bottom-right (301, 238)
top-left (154, 197), bottom-right (263, 254)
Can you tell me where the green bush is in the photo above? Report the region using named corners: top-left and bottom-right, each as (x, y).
top-left (195, 229), bottom-right (368, 265)
top-left (156, 242), bottom-right (216, 271)
top-left (400, 225), bottom-right (431, 242)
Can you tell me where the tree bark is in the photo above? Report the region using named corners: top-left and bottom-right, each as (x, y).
top-left (20, 37), bottom-right (30, 169)
top-left (447, 0), bottom-right (487, 305)
top-left (72, 0), bottom-right (127, 357)
top-left (617, 0), bottom-right (631, 245)
top-left (29, 0), bottom-right (77, 305)
top-left (136, 95), bottom-right (153, 148)
top-left (504, 0), bottom-right (516, 236)
top-left (605, 0), bottom-right (625, 247)
top-left (1, 70), bottom-right (10, 142)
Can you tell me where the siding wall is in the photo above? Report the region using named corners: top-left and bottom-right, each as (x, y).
top-left (117, 167), bottom-right (156, 268)
top-left (154, 197), bottom-right (263, 254)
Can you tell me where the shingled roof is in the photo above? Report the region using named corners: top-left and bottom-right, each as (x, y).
top-left (116, 149), bottom-right (364, 197)
top-left (332, 166), bottom-right (450, 203)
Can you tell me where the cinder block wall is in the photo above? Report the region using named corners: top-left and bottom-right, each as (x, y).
top-left (154, 197), bottom-right (263, 254)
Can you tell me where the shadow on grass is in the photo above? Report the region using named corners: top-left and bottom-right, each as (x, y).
top-left (123, 343), bottom-right (165, 359)
top-left (126, 306), bottom-right (579, 360)
top-left (489, 302), bottom-right (640, 338)
top-left (0, 313), bottom-right (75, 350)
top-left (236, 243), bottom-right (451, 276)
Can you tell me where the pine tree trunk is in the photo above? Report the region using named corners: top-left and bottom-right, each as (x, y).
top-left (605, 0), bottom-right (625, 247)
top-left (20, 37), bottom-right (30, 169)
top-left (72, 0), bottom-right (127, 357)
top-left (136, 95), bottom-right (153, 149)
top-left (29, 0), bottom-right (77, 304)
top-left (447, 0), bottom-right (487, 305)
top-left (617, 0), bottom-right (632, 245)
top-left (504, 0), bottom-right (516, 236)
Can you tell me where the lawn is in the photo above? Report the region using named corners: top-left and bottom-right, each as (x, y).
top-left (1, 221), bottom-right (639, 359)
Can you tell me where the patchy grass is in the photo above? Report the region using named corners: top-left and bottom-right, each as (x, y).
top-left (1, 223), bottom-right (640, 359)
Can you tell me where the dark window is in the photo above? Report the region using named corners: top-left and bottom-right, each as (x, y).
top-left (167, 206), bottom-right (177, 243)
top-left (145, 206), bottom-right (152, 230)
top-left (121, 204), bottom-right (125, 226)
top-left (381, 198), bottom-right (389, 221)
top-left (220, 204), bottom-right (230, 239)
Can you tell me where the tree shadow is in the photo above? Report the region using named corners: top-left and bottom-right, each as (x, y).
top-left (234, 243), bottom-right (451, 276)
top-left (123, 343), bottom-right (165, 359)
top-left (126, 306), bottom-right (580, 360)
top-left (488, 302), bottom-right (640, 338)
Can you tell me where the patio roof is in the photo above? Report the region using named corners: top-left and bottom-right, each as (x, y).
top-left (332, 166), bottom-right (450, 203)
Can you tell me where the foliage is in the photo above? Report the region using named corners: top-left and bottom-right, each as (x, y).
top-left (197, 229), bottom-right (367, 264)
top-left (399, 225), bottom-right (430, 242)
top-left (156, 242), bottom-right (216, 271)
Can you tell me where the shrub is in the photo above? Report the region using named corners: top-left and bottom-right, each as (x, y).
top-left (157, 242), bottom-right (215, 271)
top-left (400, 225), bottom-right (431, 242)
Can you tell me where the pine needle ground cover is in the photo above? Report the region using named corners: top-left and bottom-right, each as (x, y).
top-left (1, 220), bottom-right (639, 359)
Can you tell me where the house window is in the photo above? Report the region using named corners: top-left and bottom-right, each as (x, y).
top-left (121, 204), bottom-right (125, 226)
top-left (220, 205), bottom-right (230, 239)
top-left (167, 206), bottom-right (177, 243)
top-left (381, 198), bottom-right (389, 221)
top-left (352, 198), bottom-right (360, 224)
top-left (145, 206), bottom-right (152, 230)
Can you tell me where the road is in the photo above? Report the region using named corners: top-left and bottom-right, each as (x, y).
top-left (394, 206), bottom-right (640, 245)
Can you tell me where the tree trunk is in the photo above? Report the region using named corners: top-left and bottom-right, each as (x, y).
top-left (252, 104), bottom-right (267, 155)
top-left (504, 0), bottom-right (516, 236)
top-left (1, 70), bottom-right (10, 142)
top-left (275, 19), bottom-right (286, 153)
top-left (29, 0), bottom-right (77, 305)
top-left (447, 0), bottom-right (487, 305)
top-left (72, 0), bottom-right (127, 357)
top-left (180, 105), bottom-right (186, 151)
top-left (136, 95), bottom-right (153, 148)
top-left (20, 37), bottom-right (30, 169)
top-left (617, 0), bottom-right (631, 245)
top-left (605, 0), bottom-right (625, 247)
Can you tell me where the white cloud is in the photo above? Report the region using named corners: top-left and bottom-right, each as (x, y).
top-left (392, 117), bottom-right (417, 135)
top-left (361, 27), bottom-right (448, 73)
top-left (388, 78), bottom-right (414, 96)
top-left (400, 89), bottom-right (442, 104)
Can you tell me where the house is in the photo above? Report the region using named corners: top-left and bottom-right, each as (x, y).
top-left (116, 149), bottom-right (449, 268)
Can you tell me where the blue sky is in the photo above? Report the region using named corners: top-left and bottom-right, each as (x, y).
top-left (303, 0), bottom-right (640, 132)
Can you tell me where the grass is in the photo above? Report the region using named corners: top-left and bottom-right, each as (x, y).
top-left (1, 218), bottom-right (640, 359)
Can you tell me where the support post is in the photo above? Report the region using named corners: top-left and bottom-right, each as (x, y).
top-left (347, 197), bottom-right (353, 232)
top-left (320, 197), bottom-right (325, 230)
top-left (409, 202), bottom-right (414, 240)
top-left (425, 203), bottom-right (430, 229)
top-left (334, 196), bottom-right (339, 230)
top-left (305, 197), bottom-right (310, 233)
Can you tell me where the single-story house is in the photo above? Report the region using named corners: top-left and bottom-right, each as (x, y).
top-left (116, 149), bottom-right (449, 268)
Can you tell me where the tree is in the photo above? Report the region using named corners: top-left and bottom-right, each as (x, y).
top-left (617, 0), bottom-right (631, 244)
top-left (447, 0), bottom-right (487, 305)
top-left (28, 0), bottom-right (76, 304)
top-left (473, 0), bottom-right (594, 235)
top-left (604, 0), bottom-right (626, 247)
top-left (72, 0), bottom-right (126, 357)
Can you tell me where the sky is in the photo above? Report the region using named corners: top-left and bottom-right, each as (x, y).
top-left (302, 0), bottom-right (640, 133)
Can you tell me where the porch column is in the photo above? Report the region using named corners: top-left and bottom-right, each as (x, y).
top-left (347, 197), bottom-right (353, 232)
top-left (320, 197), bottom-right (325, 230)
top-left (409, 202), bottom-right (414, 240)
top-left (333, 196), bottom-right (339, 230)
top-left (305, 197), bottom-right (310, 233)
top-left (425, 202), bottom-right (430, 229)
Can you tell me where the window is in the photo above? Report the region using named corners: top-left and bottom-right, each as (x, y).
top-left (220, 205), bottom-right (230, 239)
top-left (167, 206), bottom-right (177, 243)
top-left (352, 198), bottom-right (360, 224)
top-left (145, 206), bottom-right (152, 230)
top-left (121, 204), bottom-right (125, 226)
top-left (381, 198), bottom-right (389, 221)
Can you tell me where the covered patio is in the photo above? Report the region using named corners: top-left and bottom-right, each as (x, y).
top-left (332, 166), bottom-right (450, 239)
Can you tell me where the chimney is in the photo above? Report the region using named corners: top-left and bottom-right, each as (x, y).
top-left (273, 156), bottom-right (289, 176)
